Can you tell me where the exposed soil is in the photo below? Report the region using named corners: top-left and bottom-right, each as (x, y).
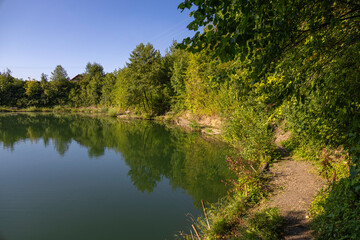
top-left (170, 112), bottom-right (222, 135)
top-left (266, 129), bottom-right (326, 239)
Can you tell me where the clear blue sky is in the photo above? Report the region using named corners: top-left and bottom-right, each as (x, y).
top-left (0, 0), bottom-right (193, 80)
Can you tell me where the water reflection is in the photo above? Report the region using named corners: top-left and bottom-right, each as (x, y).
top-left (0, 113), bottom-right (234, 204)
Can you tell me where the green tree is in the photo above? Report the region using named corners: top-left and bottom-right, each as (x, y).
top-left (40, 73), bottom-right (48, 84)
top-left (76, 62), bottom-right (106, 106)
top-left (24, 80), bottom-right (43, 106)
top-left (178, 0), bottom-right (360, 75)
top-left (0, 69), bottom-right (26, 107)
top-left (125, 43), bottom-right (165, 114)
top-left (179, 0), bottom-right (360, 147)
top-left (100, 72), bottom-right (117, 106)
top-left (45, 65), bottom-right (72, 105)
top-left (113, 68), bottom-right (130, 109)
top-left (50, 65), bottom-right (69, 82)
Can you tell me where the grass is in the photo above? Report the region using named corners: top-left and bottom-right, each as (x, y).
top-left (180, 195), bottom-right (283, 240)
top-left (179, 154), bottom-right (282, 240)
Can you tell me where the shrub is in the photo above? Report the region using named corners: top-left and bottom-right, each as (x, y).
top-left (311, 177), bottom-right (360, 239)
top-left (223, 105), bottom-right (276, 164)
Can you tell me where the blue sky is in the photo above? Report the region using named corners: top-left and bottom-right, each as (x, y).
top-left (0, 0), bottom-right (193, 80)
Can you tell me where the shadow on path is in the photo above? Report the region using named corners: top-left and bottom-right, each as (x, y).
top-left (282, 211), bottom-right (312, 240)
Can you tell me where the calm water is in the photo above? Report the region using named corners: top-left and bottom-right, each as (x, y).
top-left (0, 113), bottom-right (234, 240)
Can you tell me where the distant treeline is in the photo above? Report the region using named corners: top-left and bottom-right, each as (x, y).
top-left (0, 42), bottom-right (232, 116)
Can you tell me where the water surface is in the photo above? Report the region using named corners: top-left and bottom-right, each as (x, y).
top-left (0, 113), bottom-right (234, 240)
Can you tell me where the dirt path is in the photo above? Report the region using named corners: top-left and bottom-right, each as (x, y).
top-left (265, 127), bottom-right (326, 239)
top-left (267, 157), bottom-right (325, 239)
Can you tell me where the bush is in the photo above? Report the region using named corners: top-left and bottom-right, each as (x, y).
top-left (226, 157), bottom-right (266, 203)
top-left (311, 177), bottom-right (360, 239)
top-left (223, 105), bottom-right (276, 164)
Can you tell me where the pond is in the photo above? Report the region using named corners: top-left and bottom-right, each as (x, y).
top-left (0, 113), bottom-right (235, 240)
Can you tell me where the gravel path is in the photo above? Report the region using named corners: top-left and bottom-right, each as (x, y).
top-left (267, 157), bottom-right (325, 239)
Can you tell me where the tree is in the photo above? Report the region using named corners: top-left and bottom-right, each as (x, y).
top-left (125, 43), bottom-right (164, 114)
top-left (85, 62), bottom-right (104, 77)
top-left (179, 0), bottom-right (360, 142)
top-left (46, 65), bottom-right (72, 105)
top-left (25, 80), bottom-right (43, 102)
top-left (178, 0), bottom-right (360, 77)
top-left (83, 62), bottom-right (105, 105)
top-left (40, 73), bottom-right (48, 83)
top-left (0, 69), bottom-right (26, 106)
top-left (50, 65), bottom-right (69, 82)
top-left (101, 72), bottom-right (117, 106)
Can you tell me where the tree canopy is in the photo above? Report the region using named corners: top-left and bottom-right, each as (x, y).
top-left (50, 65), bottom-right (69, 82)
top-left (178, 0), bottom-right (360, 76)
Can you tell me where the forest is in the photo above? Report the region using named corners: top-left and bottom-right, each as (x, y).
top-left (1, 0), bottom-right (360, 239)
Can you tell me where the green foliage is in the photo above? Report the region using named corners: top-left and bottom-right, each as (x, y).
top-left (40, 73), bottom-right (48, 83)
top-left (183, 53), bottom-right (219, 115)
top-left (83, 62), bottom-right (105, 105)
top-left (44, 79), bottom-right (73, 106)
top-left (50, 65), bottom-right (69, 82)
top-left (112, 68), bottom-right (130, 109)
top-left (184, 197), bottom-right (282, 240)
top-left (224, 105), bottom-right (276, 164)
top-left (241, 208), bottom-right (283, 240)
top-left (210, 216), bottom-right (232, 238)
top-left (0, 70), bottom-right (26, 107)
top-left (167, 44), bottom-right (190, 112)
top-left (284, 140), bottom-right (350, 181)
top-left (311, 177), bottom-right (360, 240)
top-left (24, 80), bottom-right (43, 106)
top-left (178, 0), bottom-right (360, 157)
top-left (178, 0), bottom-right (360, 78)
top-left (187, 196), bottom-right (248, 240)
top-left (101, 72), bottom-right (117, 106)
top-left (174, 3), bottom-right (360, 238)
top-left (125, 43), bottom-right (165, 113)
top-left (112, 43), bottom-right (172, 115)
top-left (309, 189), bottom-right (329, 218)
top-left (226, 157), bottom-right (265, 203)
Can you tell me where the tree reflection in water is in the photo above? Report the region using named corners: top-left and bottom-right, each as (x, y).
top-left (0, 113), bottom-right (235, 205)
